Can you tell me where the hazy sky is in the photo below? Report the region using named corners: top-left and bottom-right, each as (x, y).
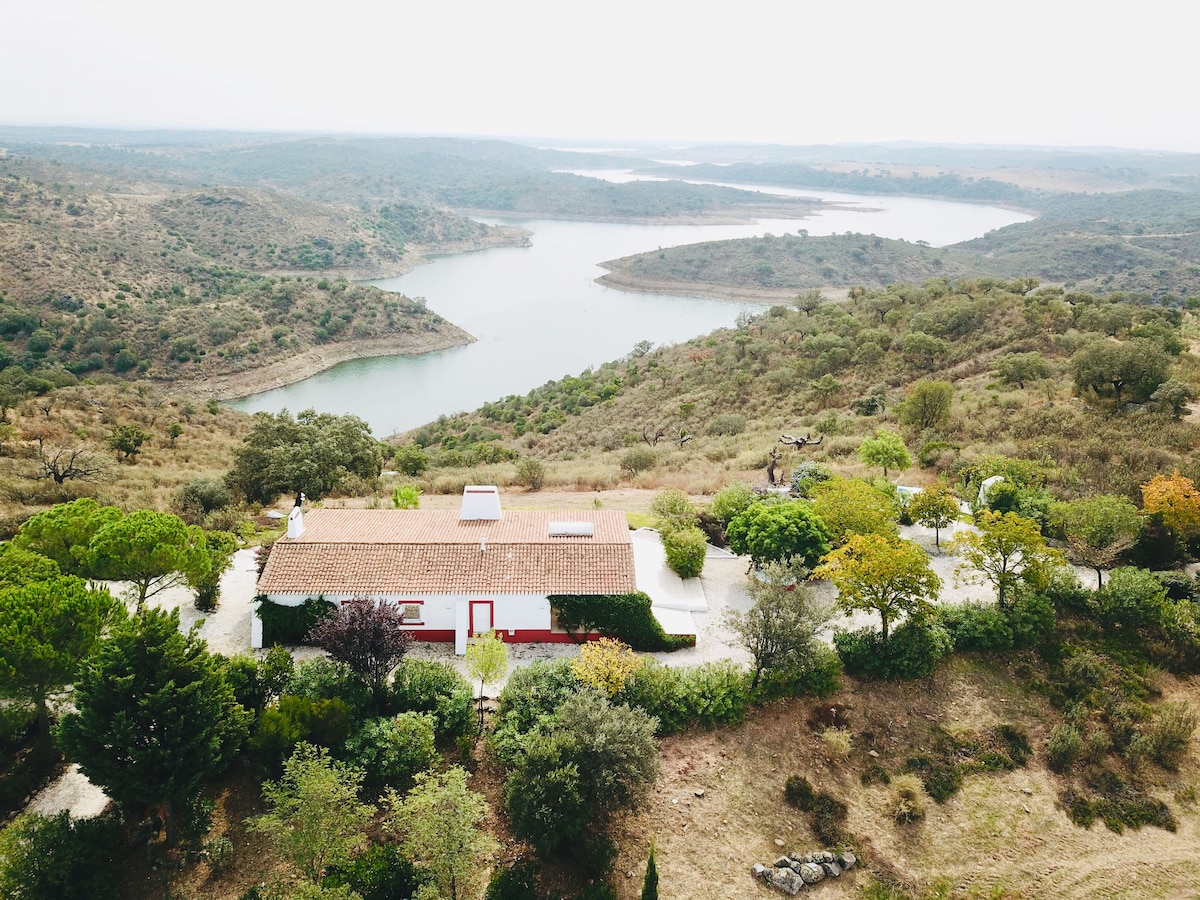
top-left (3, 0), bottom-right (1197, 152)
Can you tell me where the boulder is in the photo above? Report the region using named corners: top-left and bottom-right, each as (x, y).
top-left (752, 863), bottom-right (769, 880)
top-left (769, 866), bottom-right (805, 895)
top-left (837, 851), bottom-right (857, 870)
top-left (821, 861), bottom-right (842, 878)
top-left (799, 863), bottom-right (825, 884)
top-left (775, 856), bottom-right (796, 871)
top-left (818, 851), bottom-right (835, 864)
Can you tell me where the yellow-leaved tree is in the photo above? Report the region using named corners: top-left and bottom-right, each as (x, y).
top-left (571, 637), bottom-right (643, 698)
top-left (1141, 471), bottom-right (1200, 543)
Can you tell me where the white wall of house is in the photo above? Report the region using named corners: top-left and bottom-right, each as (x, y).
top-left (254, 591), bottom-right (554, 651)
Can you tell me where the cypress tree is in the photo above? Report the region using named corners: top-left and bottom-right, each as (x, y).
top-left (641, 841), bottom-right (659, 900)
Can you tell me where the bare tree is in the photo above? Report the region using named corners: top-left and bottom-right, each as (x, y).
top-left (779, 433), bottom-right (824, 449)
top-left (641, 425), bottom-right (666, 446)
top-left (35, 442), bottom-right (111, 486)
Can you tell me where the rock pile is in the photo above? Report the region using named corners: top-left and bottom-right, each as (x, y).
top-left (751, 850), bottom-right (857, 895)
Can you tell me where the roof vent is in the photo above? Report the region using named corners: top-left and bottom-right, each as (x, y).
top-left (460, 485), bottom-right (502, 521)
top-left (549, 521), bottom-right (594, 538)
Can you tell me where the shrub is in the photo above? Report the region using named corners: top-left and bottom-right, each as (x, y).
top-left (809, 792), bottom-right (849, 845)
top-left (1046, 723), bottom-right (1083, 773)
top-left (344, 713), bottom-right (437, 788)
top-left (940, 602), bottom-right (1013, 653)
top-left (834, 620), bottom-right (951, 681)
top-left (790, 461), bottom-right (833, 498)
top-left (391, 483), bottom-right (421, 509)
top-left (619, 446), bottom-right (656, 475)
top-left (1042, 567), bottom-right (1091, 614)
top-left (485, 859), bottom-right (540, 900)
top-left (707, 483), bottom-right (755, 528)
top-left (325, 844), bottom-right (426, 900)
top-left (1097, 567), bottom-right (1169, 631)
top-left (757, 643), bottom-right (842, 700)
top-left (675, 661), bottom-right (751, 728)
top-left (390, 659), bottom-right (475, 742)
top-left (621, 661), bottom-right (689, 735)
top-left (491, 659), bottom-right (581, 763)
top-left (1006, 589), bottom-right (1056, 649)
top-left (1144, 702), bottom-right (1198, 769)
top-left (890, 773), bottom-right (928, 824)
top-left (514, 458), bottom-right (545, 491)
top-left (662, 526), bottom-right (707, 578)
top-left (256, 595), bottom-right (336, 646)
top-left (392, 445), bottom-right (429, 476)
top-left (1152, 570), bottom-right (1198, 602)
top-left (706, 413), bottom-right (745, 436)
top-left (285, 658), bottom-right (373, 719)
top-left (821, 726), bottom-right (853, 758)
top-left (250, 695), bottom-right (353, 764)
top-left (785, 775), bottom-right (816, 810)
top-left (551, 592), bottom-right (693, 651)
top-left (650, 489), bottom-right (698, 533)
top-left (0, 811), bottom-right (122, 900)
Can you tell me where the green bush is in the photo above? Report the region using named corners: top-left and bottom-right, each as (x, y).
top-left (514, 458), bottom-right (545, 491)
top-left (1097, 567), bottom-right (1169, 631)
top-left (1006, 589), bottom-right (1056, 649)
top-left (250, 695), bottom-right (352, 764)
top-left (674, 661), bottom-right (751, 728)
top-left (550, 592), bottom-right (693, 651)
top-left (256, 594), bottom-right (336, 646)
top-left (705, 413), bottom-right (745, 436)
top-left (1042, 567), bottom-right (1091, 614)
top-left (485, 859), bottom-right (540, 900)
top-left (1152, 571), bottom-right (1198, 602)
top-left (940, 602), bottom-right (1013, 653)
top-left (834, 620), bottom-right (952, 681)
top-left (707, 483), bottom-right (755, 527)
top-left (650, 489), bottom-right (698, 533)
top-left (621, 661), bottom-right (690, 735)
top-left (285, 658), bottom-right (373, 719)
top-left (1061, 769), bottom-right (1178, 833)
top-left (1144, 702), bottom-right (1199, 769)
top-left (390, 659), bottom-right (475, 742)
top-left (809, 791), bottom-right (850, 845)
top-left (784, 775), bottom-right (816, 810)
top-left (757, 643), bottom-right (843, 700)
top-left (0, 811), bottom-right (122, 900)
top-left (619, 446), bottom-right (656, 475)
top-left (662, 526), bottom-right (707, 578)
top-left (1046, 723), bottom-right (1083, 773)
top-left (325, 843), bottom-right (426, 900)
top-left (344, 713), bottom-right (437, 788)
top-left (491, 659), bottom-right (582, 763)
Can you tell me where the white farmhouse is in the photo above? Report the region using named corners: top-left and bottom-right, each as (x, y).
top-left (254, 486), bottom-right (639, 654)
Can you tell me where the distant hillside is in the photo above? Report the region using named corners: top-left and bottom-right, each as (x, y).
top-left (3, 134), bottom-right (828, 221)
top-left (599, 190), bottom-right (1200, 301)
top-left (400, 278), bottom-right (1200, 503)
top-left (0, 157), bottom-right (479, 388)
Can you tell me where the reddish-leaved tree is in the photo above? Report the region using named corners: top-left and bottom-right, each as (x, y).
top-left (307, 598), bottom-right (413, 707)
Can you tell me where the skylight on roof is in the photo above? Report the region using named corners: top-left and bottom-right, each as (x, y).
top-left (549, 521), bottom-right (594, 537)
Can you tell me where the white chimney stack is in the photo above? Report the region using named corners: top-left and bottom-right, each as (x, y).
top-left (287, 506), bottom-right (305, 539)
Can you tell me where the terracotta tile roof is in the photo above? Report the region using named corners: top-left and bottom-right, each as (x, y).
top-left (258, 509), bottom-right (636, 596)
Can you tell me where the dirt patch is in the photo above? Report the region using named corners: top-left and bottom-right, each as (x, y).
top-left (607, 660), bottom-right (1200, 900)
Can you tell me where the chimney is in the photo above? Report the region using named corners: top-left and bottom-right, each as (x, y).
top-left (480, 536), bottom-right (487, 554)
top-left (287, 506), bottom-right (305, 539)
top-left (460, 485), bottom-right (502, 521)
